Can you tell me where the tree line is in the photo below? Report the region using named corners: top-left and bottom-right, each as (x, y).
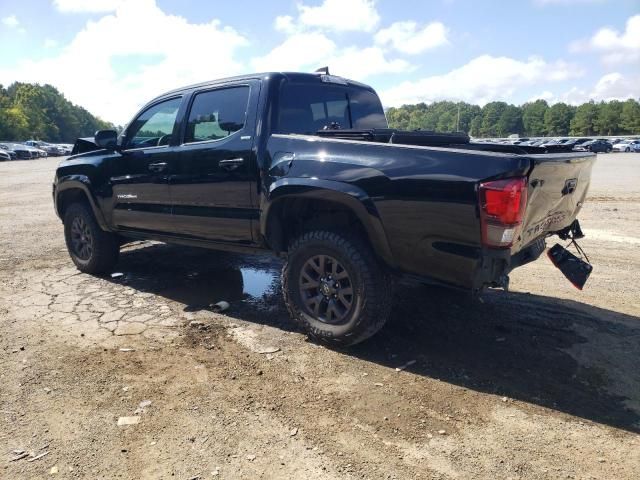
top-left (386, 98), bottom-right (640, 138)
top-left (0, 82), bottom-right (114, 143)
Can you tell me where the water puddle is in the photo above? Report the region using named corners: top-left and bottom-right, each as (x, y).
top-left (241, 268), bottom-right (277, 297)
top-left (114, 244), bottom-right (282, 313)
top-left (152, 262), bottom-right (280, 313)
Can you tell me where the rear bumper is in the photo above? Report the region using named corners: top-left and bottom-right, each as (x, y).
top-left (472, 237), bottom-right (546, 291)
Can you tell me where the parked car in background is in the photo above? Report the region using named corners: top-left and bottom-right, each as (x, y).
top-left (25, 140), bottom-right (63, 156)
top-left (1, 143), bottom-right (34, 159)
top-left (563, 138), bottom-right (591, 148)
top-left (0, 144), bottom-right (17, 160)
top-left (0, 149), bottom-right (11, 161)
top-left (612, 139), bottom-right (640, 152)
top-left (23, 145), bottom-right (45, 158)
top-left (574, 139), bottom-right (612, 153)
top-left (57, 144), bottom-right (73, 155)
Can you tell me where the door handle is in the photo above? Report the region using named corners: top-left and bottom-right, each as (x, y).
top-left (219, 158), bottom-right (244, 171)
top-left (148, 162), bottom-right (167, 173)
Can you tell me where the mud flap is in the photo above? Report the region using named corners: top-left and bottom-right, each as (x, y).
top-left (547, 243), bottom-right (592, 290)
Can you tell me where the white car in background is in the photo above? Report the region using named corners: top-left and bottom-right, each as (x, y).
top-left (612, 139), bottom-right (640, 152)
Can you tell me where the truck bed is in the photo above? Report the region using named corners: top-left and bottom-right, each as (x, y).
top-left (269, 132), bottom-right (595, 289)
top-left (314, 128), bottom-right (576, 155)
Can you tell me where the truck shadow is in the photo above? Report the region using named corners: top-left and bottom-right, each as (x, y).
top-left (112, 242), bottom-right (640, 433)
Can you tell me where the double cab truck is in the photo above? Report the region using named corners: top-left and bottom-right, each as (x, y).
top-left (53, 71), bottom-right (595, 346)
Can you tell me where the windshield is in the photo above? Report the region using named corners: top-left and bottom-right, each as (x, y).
top-left (275, 82), bottom-right (387, 135)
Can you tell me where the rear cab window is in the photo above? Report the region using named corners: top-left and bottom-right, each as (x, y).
top-left (275, 81), bottom-right (387, 135)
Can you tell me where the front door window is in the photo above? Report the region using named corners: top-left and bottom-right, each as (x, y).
top-left (125, 97), bottom-right (182, 149)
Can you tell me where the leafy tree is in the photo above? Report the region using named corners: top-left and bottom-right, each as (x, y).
top-left (570, 101), bottom-right (599, 136)
top-left (480, 102), bottom-right (508, 136)
top-left (469, 115), bottom-right (483, 137)
top-left (522, 100), bottom-right (549, 136)
top-left (0, 82), bottom-right (113, 142)
top-left (544, 103), bottom-right (574, 136)
top-left (497, 105), bottom-right (523, 136)
top-left (595, 100), bottom-right (622, 135)
top-left (618, 99), bottom-right (640, 134)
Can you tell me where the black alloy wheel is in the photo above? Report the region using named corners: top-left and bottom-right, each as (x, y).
top-left (298, 254), bottom-right (354, 325)
top-left (70, 215), bottom-right (94, 260)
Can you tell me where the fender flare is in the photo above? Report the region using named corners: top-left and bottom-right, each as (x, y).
top-left (55, 175), bottom-right (110, 231)
top-left (262, 178), bottom-right (396, 268)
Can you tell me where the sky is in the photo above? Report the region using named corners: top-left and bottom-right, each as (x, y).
top-left (0, 0), bottom-right (639, 125)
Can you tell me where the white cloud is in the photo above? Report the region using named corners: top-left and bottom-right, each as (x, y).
top-left (43, 38), bottom-right (59, 48)
top-left (329, 47), bottom-right (411, 78)
top-left (375, 21), bottom-right (449, 55)
top-left (252, 32), bottom-right (336, 72)
top-left (274, 15), bottom-right (296, 34)
top-left (291, 0), bottom-right (380, 33)
top-left (53, 0), bottom-right (125, 13)
top-left (1, 14), bottom-right (19, 27)
top-left (251, 31), bottom-right (410, 79)
top-left (379, 55), bottom-right (582, 107)
top-left (528, 90), bottom-right (555, 102)
top-left (554, 72), bottom-right (640, 104)
top-left (0, 0), bottom-right (248, 124)
top-left (570, 14), bottom-right (640, 64)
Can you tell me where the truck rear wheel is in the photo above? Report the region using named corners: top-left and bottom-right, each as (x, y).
top-left (63, 202), bottom-right (119, 274)
top-left (282, 230), bottom-right (393, 346)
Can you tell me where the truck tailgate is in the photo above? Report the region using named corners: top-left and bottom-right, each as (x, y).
top-left (516, 152), bottom-right (596, 252)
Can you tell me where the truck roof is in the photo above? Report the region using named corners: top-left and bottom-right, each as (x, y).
top-left (158, 72), bottom-right (376, 98)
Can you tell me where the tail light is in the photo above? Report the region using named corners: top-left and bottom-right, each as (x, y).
top-left (479, 177), bottom-right (528, 248)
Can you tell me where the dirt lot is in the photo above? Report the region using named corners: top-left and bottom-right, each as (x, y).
top-left (1, 153), bottom-right (639, 479)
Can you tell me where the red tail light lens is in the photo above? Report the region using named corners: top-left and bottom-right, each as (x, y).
top-left (479, 177), bottom-right (528, 248)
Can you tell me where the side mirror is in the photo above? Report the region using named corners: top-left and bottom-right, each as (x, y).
top-left (94, 130), bottom-right (118, 150)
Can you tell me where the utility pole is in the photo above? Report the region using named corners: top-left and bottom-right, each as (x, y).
top-left (456, 104), bottom-right (460, 132)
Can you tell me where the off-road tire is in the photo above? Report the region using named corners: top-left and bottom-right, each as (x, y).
top-left (63, 202), bottom-right (119, 274)
top-left (282, 230), bottom-right (393, 346)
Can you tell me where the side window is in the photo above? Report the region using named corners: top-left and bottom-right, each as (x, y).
top-left (125, 97), bottom-right (182, 149)
top-left (185, 86), bottom-right (250, 144)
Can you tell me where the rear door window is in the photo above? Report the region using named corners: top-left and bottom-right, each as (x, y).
top-left (184, 86), bottom-right (250, 144)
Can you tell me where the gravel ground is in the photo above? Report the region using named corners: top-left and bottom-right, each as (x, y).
top-left (1, 153), bottom-right (639, 479)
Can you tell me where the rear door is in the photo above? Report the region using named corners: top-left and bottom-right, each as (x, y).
top-left (168, 81), bottom-right (260, 243)
top-left (109, 96), bottom-right (183, 233)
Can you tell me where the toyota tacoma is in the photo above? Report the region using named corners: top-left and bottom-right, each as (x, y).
top-left (53, 71), bottom-right (596, 345)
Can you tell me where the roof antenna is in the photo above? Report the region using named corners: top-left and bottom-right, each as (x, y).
top-left (315, 66), bottom-right (330, 75)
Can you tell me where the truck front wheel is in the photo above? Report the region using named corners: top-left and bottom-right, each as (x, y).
top-left (282, 230), bottom-right (393, 346)
top-left (63, 202), bottom-right (119, 274)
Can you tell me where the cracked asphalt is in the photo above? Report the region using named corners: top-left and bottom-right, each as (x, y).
top-left (1, 154), bottom-right (639, 479)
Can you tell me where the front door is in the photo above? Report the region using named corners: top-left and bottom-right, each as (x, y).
top-left (169, 82), bottom-right (259, 244)
top-left (110, 96), bottom-right (183, 234)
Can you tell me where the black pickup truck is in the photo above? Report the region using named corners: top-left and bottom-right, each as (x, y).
top-left (53, 71), bottom-right (595, 345)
